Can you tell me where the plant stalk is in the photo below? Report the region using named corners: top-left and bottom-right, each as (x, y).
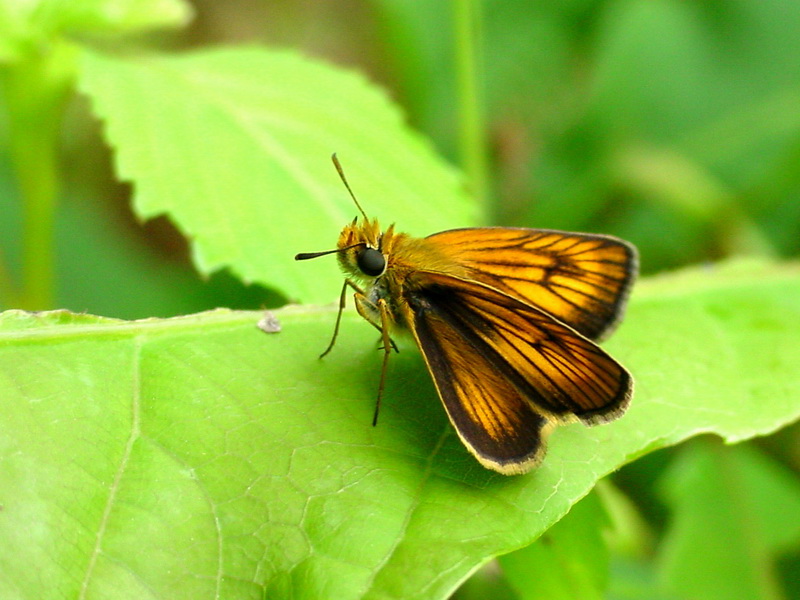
top-left (453, 0), bottom-right (490, 220)
top-left (3, 42), bottom-right (75, 310)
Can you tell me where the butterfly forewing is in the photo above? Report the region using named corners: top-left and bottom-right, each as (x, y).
top-left (425, 228), bottom-right (637, 340)
top-left (405, 271), bottom-right (632, 425)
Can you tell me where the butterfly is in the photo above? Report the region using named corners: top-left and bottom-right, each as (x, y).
top-left (295, 155), bottom-right (637, 475)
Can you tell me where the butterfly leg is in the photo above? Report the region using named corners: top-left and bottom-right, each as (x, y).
top-left (320, 279), bottom-right (364, 358)
top-left (373, 298), bottom-right (395, 426)
top-left (349, 291), bottom-right (398, 353)
top-left (353, 293), bottom-right (394, 426)
top-left (376, 334), bottom-right (399, 353)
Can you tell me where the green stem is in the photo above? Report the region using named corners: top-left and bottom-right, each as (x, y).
top-left (0, 246), bottom-right (15, 307)
top-left (3, 42), bottom-right (75, 310)
top-left (453, 0), bottom-right (490, 220)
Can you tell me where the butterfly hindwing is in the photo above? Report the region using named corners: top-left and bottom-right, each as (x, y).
top-left (404, 271), bottom-right (632, 430)
top-left (407, 290), bottom-right (553, 474)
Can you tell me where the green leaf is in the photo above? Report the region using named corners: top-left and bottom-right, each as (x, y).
top-left (656, 440), bottom-right (800, 600)
top-left (0, 261), bottom-right (798, 599)
top-left (498, 491), bottom-right (609, 600)
top-left (77, 47), bottom-right (477, 304)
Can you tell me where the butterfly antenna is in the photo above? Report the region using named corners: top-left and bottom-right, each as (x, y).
top-left (295, 243), bottom-right (363, 261)
top-left (332, 153), bottom-right (370, 222)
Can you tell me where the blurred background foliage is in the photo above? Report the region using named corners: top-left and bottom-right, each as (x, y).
top-left (3, 0), bottom-right (800, 319)
top-left (1, 1), bottom-right (799, 598)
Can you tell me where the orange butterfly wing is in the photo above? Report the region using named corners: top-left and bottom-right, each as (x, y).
top-left (401, 271), bottom-right (632, 474)
top-left (425, 228), bottom-right (637, 340)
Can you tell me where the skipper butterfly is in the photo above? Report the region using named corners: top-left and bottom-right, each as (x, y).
top-left (296, 155), bottom-right (636, 475)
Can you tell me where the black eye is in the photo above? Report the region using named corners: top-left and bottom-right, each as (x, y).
top-left (357, 247), bottom-right (386, 276)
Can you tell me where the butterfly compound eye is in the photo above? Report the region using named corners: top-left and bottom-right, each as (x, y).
top-left (357, 247), bottom-right (386, 277)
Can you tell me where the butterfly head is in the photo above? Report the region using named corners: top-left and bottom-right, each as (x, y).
top-left (294, 215), bottom-right (395, 283)
top-left (294, 154), bottom-right (397, 282)
top-left (336, 217), bottom-right (394, 281)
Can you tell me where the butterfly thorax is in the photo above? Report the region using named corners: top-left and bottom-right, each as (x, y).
top-left (337, 219), bottom-right (467, 281)
top-left (336, 218), bottom-right (467, 330)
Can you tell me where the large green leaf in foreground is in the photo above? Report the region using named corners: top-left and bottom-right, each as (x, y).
top-left (0, 261), bottom-right (798, 599)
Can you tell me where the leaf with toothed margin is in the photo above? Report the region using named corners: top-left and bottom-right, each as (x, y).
top-left (78, 46), bottom-right (477, 305)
